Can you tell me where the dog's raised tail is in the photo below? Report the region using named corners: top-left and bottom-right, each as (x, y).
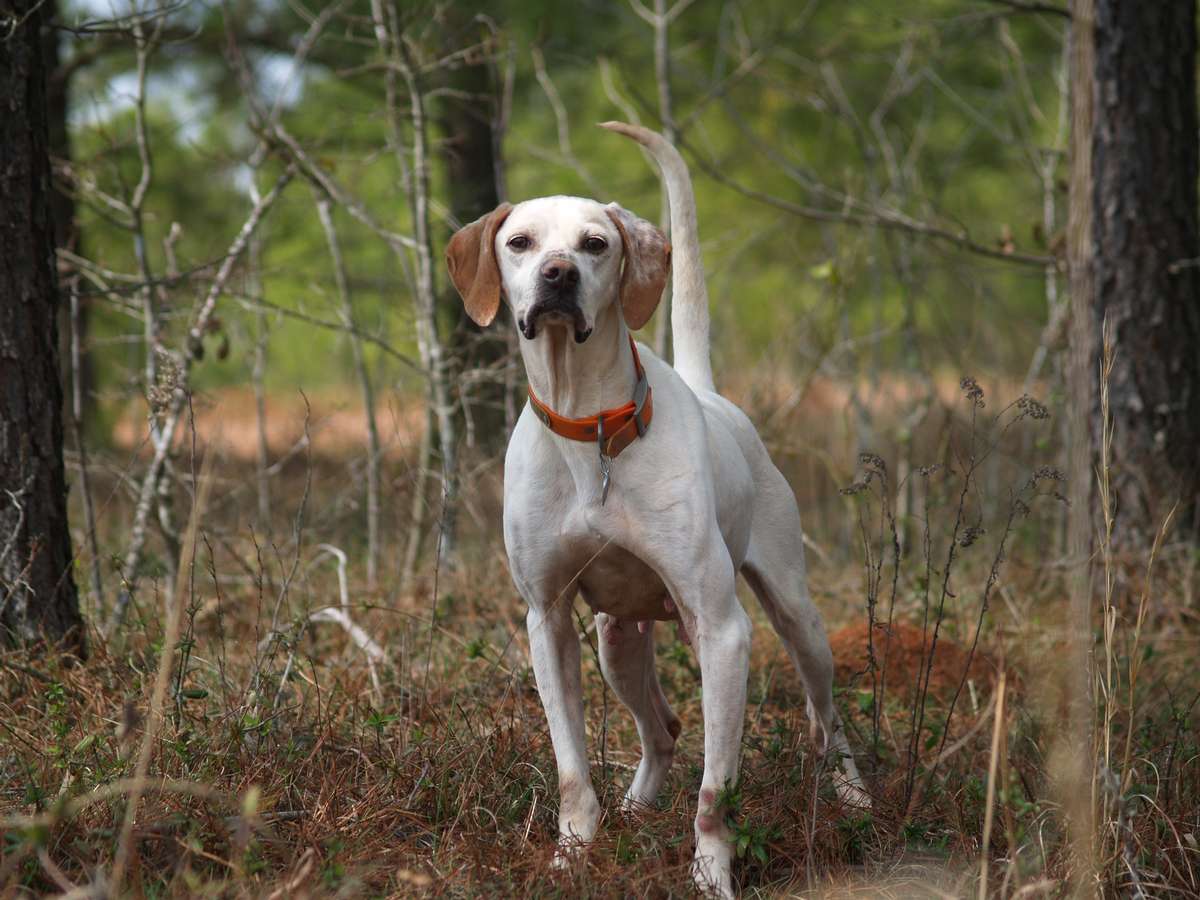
top-left (600, 121), bottom-right (713, 392)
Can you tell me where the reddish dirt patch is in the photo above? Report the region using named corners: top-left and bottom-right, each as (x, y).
top-left (829, 621), bottom-right (999, 703)
top-left (112, 387), bottom-right (424, 462)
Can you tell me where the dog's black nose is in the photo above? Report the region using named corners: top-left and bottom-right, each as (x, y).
top-left (540, 259), bottom-right (579, 288)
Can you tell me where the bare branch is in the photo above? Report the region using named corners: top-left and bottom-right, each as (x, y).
top-left (627, 0), bottom-right (656, 26)
top-left (67, 281), bottom-right (104, 616)
top-left (46, 0), bottom-right (191, 36)
top-left (666, 0), bottom-right (699, 24)
top-left (531, 47), bottom-right (604, 196)
top-left (599, 58), bottom-right (643, 126)
top-left (979, 0), bottom-right (1070, 17)
top-left (392, 30), bottom-right (462, 571)
top-left (269, 121), bottom-right (416, 253)
top-left (108, 169), bottom-right (294, 636)
top-left (231, 292), bottom-right (421, 372)
top-left (1022, 291), bottom-right (1070, 393)
top-left (184, 170), bottom-right (294, 363)
top-left (315, 194), bottom-right (382, 589)
top-left (683, 137), bottom-right (1056, 268)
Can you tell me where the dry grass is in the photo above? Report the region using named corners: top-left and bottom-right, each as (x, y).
top-left (3, 375), bottom-right (1198, 898)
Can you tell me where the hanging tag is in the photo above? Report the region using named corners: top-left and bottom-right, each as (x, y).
top-left (597, 420), bottom-right (612, 505)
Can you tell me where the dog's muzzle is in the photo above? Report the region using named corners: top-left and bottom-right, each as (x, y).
top-left (519, 257), bottom-right (592, 343)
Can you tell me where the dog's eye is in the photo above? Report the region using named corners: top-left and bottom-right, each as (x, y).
top-left (583, 236), bottom-right (607, 254)
top-left (507, 235), bottom-right (531, 251)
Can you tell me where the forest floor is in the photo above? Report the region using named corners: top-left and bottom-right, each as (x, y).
top-left (3, 379), bottom-right (1198, 898)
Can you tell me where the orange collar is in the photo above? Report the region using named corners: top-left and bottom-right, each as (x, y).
top-left (527, 336), bottom-right (653, 461)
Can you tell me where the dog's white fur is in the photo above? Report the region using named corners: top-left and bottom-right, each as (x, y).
top-left (447, 122), bottom-right (866, 898)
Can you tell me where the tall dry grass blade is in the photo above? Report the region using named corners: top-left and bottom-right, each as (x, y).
top-left (978, 670), bottom-right (1007, 900)
top-left (107, 444), bottom-right (216, 893)
top-left (1119, 503), bottom-right (1176, 794)
top-left (1096, 314), bottom-right (1118, 888)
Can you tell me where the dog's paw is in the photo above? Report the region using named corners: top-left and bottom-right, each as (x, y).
top-left (619, 792), bottom-right (646, 816)
top-left (551, 836), bottom-right (587, 870)
top-left (691, 848), bottom-right (735, 900)
top-left (834, 776), bottom-right (872, 810)
top-left (620, 788), bottom-right (663, 818)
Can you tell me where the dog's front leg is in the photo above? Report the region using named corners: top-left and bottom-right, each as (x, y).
top-left (526, 601), bottom-right (600, 861)
top-left (669, 551), bottom-right (753, 900)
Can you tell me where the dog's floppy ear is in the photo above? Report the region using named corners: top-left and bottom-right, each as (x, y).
top-left (446, 202), bottom-right (514, 327)
top-left (605, 204), bottom-right (671, 331)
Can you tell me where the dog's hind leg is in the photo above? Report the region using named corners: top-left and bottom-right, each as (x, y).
top-left (596, 612), bottom-right (681, 810)
top-left (741, 471), bottom-right (870, 807)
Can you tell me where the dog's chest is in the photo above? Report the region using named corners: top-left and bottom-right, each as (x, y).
top-left (575, 541), bottom-right (673, 620)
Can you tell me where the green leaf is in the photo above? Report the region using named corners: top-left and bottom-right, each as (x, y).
top-left (72, 733), bottom-right (99, 755)
top-left (810, 260), bottom-right (835, 281)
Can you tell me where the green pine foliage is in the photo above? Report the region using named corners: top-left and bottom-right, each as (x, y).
top-left (64, 0), bottom-right (1068, 401)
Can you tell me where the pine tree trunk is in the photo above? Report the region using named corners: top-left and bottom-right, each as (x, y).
top-left (44, 0), bottom-right (95, 420)
top-left (0, 0), bottom-right (86, 653)
top-left (438, 31), bottom-right (513, 453)
top-left (1092, 0), bottom-right (1200, 543)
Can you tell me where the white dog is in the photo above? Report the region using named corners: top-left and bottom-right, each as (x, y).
top-left (446, 122), bottom-right (866, 898)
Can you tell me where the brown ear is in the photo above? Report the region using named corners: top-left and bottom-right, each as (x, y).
top-left (446, 202), bottom-right (514, 327)
top-left (605, 204), bottom-right (671, 331)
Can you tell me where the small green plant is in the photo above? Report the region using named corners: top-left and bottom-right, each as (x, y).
top-left (901, 819), bottom-right (950, 850)
top-left (731, 819), bottom-right (780, 865)
top-left (365, 710), bottom-right (398, 751)
top-left (707, 778), bottom-right (781, 867)
top-left (321, 838), bottom-right (346, 887)
top-left (763, 718), bottom-right (792, 761)
top-left (614, 831), bottom-right (637, 864)
top-left (837, 812), bottom-right (873, 862)
top-left (713, 779), bottom-right (742, 815)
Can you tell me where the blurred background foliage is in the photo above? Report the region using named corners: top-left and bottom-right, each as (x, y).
top-left (10, 6), bottom-right (1195, 895)
top-left (64, 0), bottom-right (1068, 401)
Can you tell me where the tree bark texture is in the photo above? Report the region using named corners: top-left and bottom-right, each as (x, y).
top-left (1065, 0), bottom-right (1097, 888)
top-left (438, 25), bottom-right (513, 452)
top-left (43, 0), bottom-right (95, 412)
top-left (0, 0), bottom-right (86, 652)
top-left (1092, 0), bottom-right (1200, 542)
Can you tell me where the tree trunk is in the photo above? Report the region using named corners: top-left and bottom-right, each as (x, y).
top-left (316, 195), bottom-right (382, 588)
top-left (1065, 0), bottom-right (1097, 887)
top-left (44, 0), bottom-right (95, 418)
top-left (1091, 0), bottom-right (1200, 544)
top-left (438, 21), bottom-right (513, 453)
top-left (0, 0), bottom-right (86, 653)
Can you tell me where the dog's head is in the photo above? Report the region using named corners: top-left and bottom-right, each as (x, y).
top-left (446, 196), bottom-right (670, 343)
